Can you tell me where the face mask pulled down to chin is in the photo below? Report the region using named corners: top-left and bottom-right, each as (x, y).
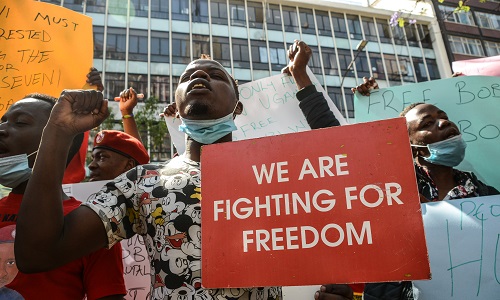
top-left (0, 151), bottom-right (37, 189)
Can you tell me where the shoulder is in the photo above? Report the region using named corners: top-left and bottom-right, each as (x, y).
top-left (460, 170), bottom-right (499, 196)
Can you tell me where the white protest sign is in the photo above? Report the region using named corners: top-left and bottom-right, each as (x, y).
top-left (166, 68), bottom-right (346, 153)
top-left (63, 181), bottom-right (151, 300)
top-left (414, 195), bottom-right (500, 299)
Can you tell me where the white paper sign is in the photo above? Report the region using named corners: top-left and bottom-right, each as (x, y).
top-left (63, 181), bottom-right (151, 300)
top-left (414, 195), bottom-right (500, 299)
top-left (166, 69), bottom-right (346, 154)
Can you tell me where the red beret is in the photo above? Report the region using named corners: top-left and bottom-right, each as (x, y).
top-left (93, 130), bottom-right (150, 165)
top-left (0, 225), bottom-right (16, 243)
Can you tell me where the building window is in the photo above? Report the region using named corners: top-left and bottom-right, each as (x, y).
top-left (211, 0), bottom-right (228, 25)
top-left (299, 8), bottom-right (316, 35)
top-left (327, 87), bottom-right (354, 118)
top-left (413, 57), bottom-right (428, 82)
top-left (315, 10), bottom-right (332, 37)
top-left (398, 56), bottom-right (415, 83)
top-left (330, 12), bottom-right (347, 38)
top-left (309, 46), bottom-right (322, 75)
top-left (131, 0), bottom-right (149, 17)
top-left (41, 0), bottom-right (61, 4)
top-left (475, 12), bottom-right (500, 30)
top-left (192, 35), bottom-right (210, 60)
top-left (150, 76), bottom-right (170, 103)
top-left (129, 31), bottom-right (148, 61)
top-left (281, 5), bottom-right (300, 33)
top-left (391, 25), bottom-right (406, 45)
top-left (376, 18), bottom-right (392, 44)
top-left (266, 4), bottom-right (282, 31)
top-left (485, 41), bottom-right (500, 56)
top-left (362, 17), bottom-right (378, 42)
top-left (64, 0), bottom-right (83, 12)
top-left (108, 0), bottom-right (127, 16)
top-left (106, 27), bottom-right (127, 60)
top-left (104, 73), bottom-right (126, 100)
top-left (369, 52), bottom-right (385, 80)
top-left (151, 31), bottom-right (169, 63)
top-left (212, 37), bottom-right (231, 68)
top-left (128, 74), bottom-right (148, 98)
top-left (268, 42), bottom-right (287, 71)
top-left (337, 49), bottom-right (353, 78)
top-left (417, 24), bottom-right (432, 48)
top-left (192, 0), bottom-right (209, 23)
top-left (439, 5), bottom-right (475, 25)
top-left (346, 14), bottom-right (363, 40)
top-left (250, 40), bottom-right (269, 70)
top-left (354, 52), bottom-right (370, 79)
top-left (426, 59), bottom-right (440, 80)
top-left (86, 0), bottom-right (106, 13)
top-left (172, 0), bottom-right (189, 21)
top-left (321, 47), bottom-right (339, 76)
top-left (230, 0), bottom-right (246, 27)
top-left (383, 54), bottom-right (402, 82)
top-left (449, 36), bottom-right (485, 56)
top-left (93, 26), bottom-right (104, 59)
top-left (232, 38), bottom-right (250, 69)
top-left (172, 33), bottom-right (190, 64)
top-left (247, 1), bottom-right (264, 29)
top-left (151, 0), bottom-right (168, 19)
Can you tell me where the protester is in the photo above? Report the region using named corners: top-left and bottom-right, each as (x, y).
top-left (0, 93), bottom-right (126, 299)
top-left (15, 59), bottom-right (281, 300)
top-left (0, 225), bottom-right (22, 299)
top-left (89, 130), bottom-right (149, 181)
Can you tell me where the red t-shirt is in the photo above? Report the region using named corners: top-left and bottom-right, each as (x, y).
top-left (0, 193), bottom-right (126, 300)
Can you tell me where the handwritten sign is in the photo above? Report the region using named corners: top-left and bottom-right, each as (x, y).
top-left (414, 195), bottom-right (500, 299)
top-left (452, 55), bottom-right (500, 76)
top-left (165, 68), bottom-right (346, 154)
top-left (201, 118), bottom-right (430, 287)
top-left (63, 181), bottom-right (151, 300)
top-left (354, 76), bottom-right (500, 192)
top-left (0, 0), bottom-right (93, 116)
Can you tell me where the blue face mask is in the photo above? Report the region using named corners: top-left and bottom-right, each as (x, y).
top-left (0, 151), bottom-right (37, 188)
top-left (412, 134), bottom-right (467, 167)
top-left (178, 102), bottom-right (239, 145)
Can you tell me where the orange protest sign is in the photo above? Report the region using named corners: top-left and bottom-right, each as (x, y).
top-left (201, 118), bottom-right (430, 287)
top-left (0, 0), bottom-right (93, 116)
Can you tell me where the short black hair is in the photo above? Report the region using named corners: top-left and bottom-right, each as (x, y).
top-left (400, 102), bottom-right (425, 117)
top-left (22, 93), bottom-right (82, 166)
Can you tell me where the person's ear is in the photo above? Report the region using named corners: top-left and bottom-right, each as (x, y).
top-left (124, 159), bottom-right (136, 172)
top-left (233, 101), bottom-right (243, 117)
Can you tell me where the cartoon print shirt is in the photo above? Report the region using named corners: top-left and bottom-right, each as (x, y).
top-left (83, 155), bottom-right (281, 300)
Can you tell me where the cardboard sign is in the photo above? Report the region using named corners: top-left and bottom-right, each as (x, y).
top-left (63, 181), bottom-right (151, 300)
top-left (452, 55), bottom-right (500, 76)
top-left (354, 76), bottom-right (500, 192)
top-left (0, 0), bottom-right (93, 116)
top-left (165, 68), bottom-right (346, 154)
top-left (414, 195), bottom-right (500, 299)
top-left (201, 118), bottom-right (430, 288)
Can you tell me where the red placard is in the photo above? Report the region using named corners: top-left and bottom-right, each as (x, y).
top-left (201, 118), bottom-right (430, 288)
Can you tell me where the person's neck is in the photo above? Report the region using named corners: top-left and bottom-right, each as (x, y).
top-left (416, 157), bottom-right (456, 199)
top-left (11, 179), bottom-right (70, 200)
top-left (184, 134), bottom-right (232, 162)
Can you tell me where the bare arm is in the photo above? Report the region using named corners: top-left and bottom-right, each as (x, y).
top-left (282, 40), bottom-right (313, 90)
top-left (16, 90), bottom-right (110, 273)
top-left (115, 87), bottom-right (143, 142)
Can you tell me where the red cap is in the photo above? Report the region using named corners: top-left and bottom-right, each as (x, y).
top-left (0, 225), bottom-right (16, 243)
top-left (93, 130), bottom-right (150, 164)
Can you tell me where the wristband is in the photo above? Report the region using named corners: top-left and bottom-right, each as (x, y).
top-left (122, 113), bottom-right (134, 119)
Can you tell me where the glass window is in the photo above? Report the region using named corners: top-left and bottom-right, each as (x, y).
top-left (399, 56), bottom-right (415, 83)
top-left (417, 24), bottom-right (432, 48)
top-left (426, 59), bottom-right (440, 80)
top-left (150, 75), bottom-right (170, 103)
top-left (64, 0), bottom-right (83, 12)
top-left (192, 0), bottom-right (209, 23)
top-left (172, 33), bottom-right (191, 64)
top-left (376, 18), bottom-right (392, 44)
top-left (108, 0), bottom-right (127, 16)
top-left (369, 52), bottom-right (385, 80)
top-left (355, 52), bottom-right (370, 79)
top-left (106, 27), bottom-right (127, 60)
top-left (172, 0), bottom-right (189, 21)
top-left (268, 42), bottom-right (287, 72)
top-left (383, 54), bottom-right (402, 82)
top-left (211, 0), bottom-right (228, 25)
top-left (449, 36), bottom-right (485, 56)
top-left (405, 24), bottom-right (420, 47)
top-left (93, 26), bottom-right (104, 59)
top-left (391, 25), bottom-right (406, 45)
top-left (439, 5), bottom-right (475, 25)
top-left (282, 5), bottom-right (299, 33)
top-left (129, 30), bottom-right (148, 61)
top-left (247, 1), bottom-right (264, 29)
top-left (337, 49), bottom-right (353, 77)
top-left (413, 57), bottom-right (429, 82)
top-left (327, 87), bottom-right (354, 118)
top-left (266, 4), bottom-right (282, 31)
top-left (321, 47), bottom-right (339, 76)
top-left (475, 12), bottom-right (500, 30)
top-left (86, 0), bottom-right (106, 13)
top-left (41, 0), bottom-right (61, 4)
top-left (331, 12), bottom-right (347, 38)
top-left (104, 73), bottom-right (125, 100)
top-left (131, 0), bottom-right (149, 17)
top-left (250, 40), bottom-right (268, 70)
top-left (346, 14), bottom-right (362, 40)
top-left (362, 17), bottom-right (378, 42)
top-left (299, 8), bottom-right (316, 35)
top-left (212, 37), bottom-right (231, 68)
top-left (128, 74), bottom-right (148, 98)
top-left (230, 0), bottom-right (246, 27)
top-left (151, 32), bottom-right (169, 63)
top-left (232, 38), bottom-right (250, 68)
top-left (192, 35), bottom-right (210, 60)
top-left (485, 41), bottom-right (500, 56)
top-left (151, 0), bottom-right (168, 19)
top-left (315, 10), bottom-right (332, 37)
